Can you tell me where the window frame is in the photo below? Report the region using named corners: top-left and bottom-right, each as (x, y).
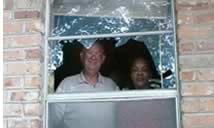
top-left (43, 0), bottom-right (181, 128)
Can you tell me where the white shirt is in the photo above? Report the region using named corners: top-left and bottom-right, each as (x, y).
top-left (56, 72), bottom-right (118, 93)
top-left (49, 72), bottom-right (118, 128)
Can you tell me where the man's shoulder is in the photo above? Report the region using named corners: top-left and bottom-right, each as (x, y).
top-left (101, 75), bottom-right (114, 82)
top-left (101, 75), bottom-right (118, 88)
top-left (62, 74), bottom-right (80, 82)
top-left (56, 74), bottom-right (80, 93)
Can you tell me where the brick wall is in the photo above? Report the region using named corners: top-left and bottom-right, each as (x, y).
top-left (177, 0), bottom-right (214, 127)
top-left (3, 0), bottom-right (43, 128)
top-left (3, 0), bottom-right (214, 128)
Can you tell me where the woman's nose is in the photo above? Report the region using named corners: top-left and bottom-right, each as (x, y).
top-left (137, 71), bottom-right (143, 75)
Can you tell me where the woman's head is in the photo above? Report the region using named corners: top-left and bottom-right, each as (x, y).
top-left (130, 57), bottom-right (152, 89)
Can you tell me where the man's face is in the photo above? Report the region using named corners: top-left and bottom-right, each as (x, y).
top-left (130, 58), bottom-right (152, 89)
top-left (80, 43), bottom-right (105, 73)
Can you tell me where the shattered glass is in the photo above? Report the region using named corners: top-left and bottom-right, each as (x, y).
top-left (48, 0), bottom-right (176, 89)
top-left (50, 0), bottom-right (172, 36)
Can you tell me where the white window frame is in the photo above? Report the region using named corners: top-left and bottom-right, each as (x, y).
top-left (43, 0), bottom-right (181, 128)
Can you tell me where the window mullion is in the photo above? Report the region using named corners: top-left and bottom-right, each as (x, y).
top-left (45, 90), bottom-right (178, 102)
top-left (47, 30), bottom-right (173, 41)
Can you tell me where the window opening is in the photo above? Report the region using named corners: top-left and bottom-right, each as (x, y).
top-left (44, 0), bottom-right (180, 128)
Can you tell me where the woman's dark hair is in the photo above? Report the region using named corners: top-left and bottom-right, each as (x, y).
top-left (110, 39), bottom-right (160, 89)
top-left (128, 55), bottom-right (158, 78)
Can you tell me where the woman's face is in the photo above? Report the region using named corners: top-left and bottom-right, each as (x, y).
top-left (130, 58), bottom-right (152, 89)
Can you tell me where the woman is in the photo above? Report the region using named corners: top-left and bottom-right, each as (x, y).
top-left (129, 57), bottom-right (152, 89)
top-left (106, 38), bottom-right (161, 90)
top-left (128, 56), bottom-right (161, 89)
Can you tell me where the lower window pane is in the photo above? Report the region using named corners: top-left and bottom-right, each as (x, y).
top-left (48, 98), bottom-right (177, 128)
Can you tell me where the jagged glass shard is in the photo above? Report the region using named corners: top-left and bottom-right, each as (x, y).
top-left (48, 0), bottom-right (176, 88)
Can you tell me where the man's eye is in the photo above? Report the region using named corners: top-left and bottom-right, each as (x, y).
top-left (97, 54), bottom-right (103, 57)
top-left (86, 52), bottom-right (93, 56)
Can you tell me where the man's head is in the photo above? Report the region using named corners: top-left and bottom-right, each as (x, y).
top-left (130, 57), bottom-right (152, 89)
top-left (80, 40), bottom-right (106, 75)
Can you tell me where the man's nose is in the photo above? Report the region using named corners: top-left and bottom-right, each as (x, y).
top-left (90, 54), bottom-right (97, 60)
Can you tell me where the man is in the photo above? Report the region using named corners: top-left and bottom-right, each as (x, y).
top-left (56, 39), bottom-right (118, 93)
top-left (49, 40), bottom-right (118, 128)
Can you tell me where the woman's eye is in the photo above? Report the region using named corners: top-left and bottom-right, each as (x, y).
top-left (131, 68), bottom-right (138, 72)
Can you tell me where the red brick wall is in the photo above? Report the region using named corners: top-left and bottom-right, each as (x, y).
top-left (3, 0), bottom-right (214, 128)
top-left (3, 0), bottom-right (43, 128)
top-left (177, 0), bottom-right (214, 127)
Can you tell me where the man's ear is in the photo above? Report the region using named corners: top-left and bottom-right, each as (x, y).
top-left (101, 55), bottom-right (106, 63)
top-left (80, 51), bottom-right (84, 62)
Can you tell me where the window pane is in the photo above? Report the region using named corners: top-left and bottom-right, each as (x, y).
top-left (160, 34), bottom-right (176, 88)
top-left (47, 35), bottom-right (176, 93)
top-left (48, 98), bottom-right (177, 128)
top-left (49, 0), bottom-right (173, 37)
